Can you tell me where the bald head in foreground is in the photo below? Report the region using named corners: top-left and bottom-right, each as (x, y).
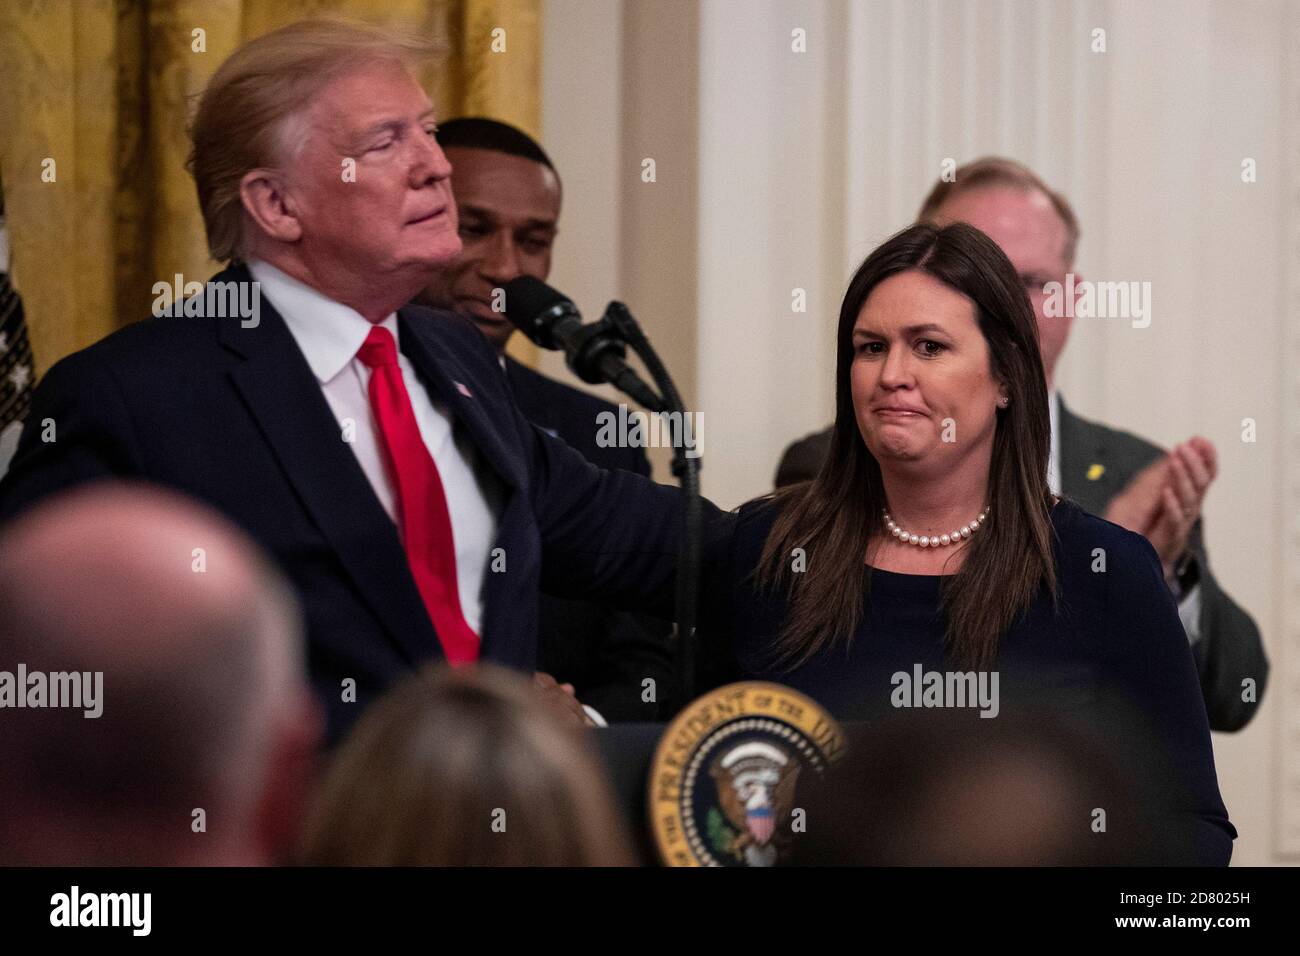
top-left (0, 482), bottom-right (320, 865)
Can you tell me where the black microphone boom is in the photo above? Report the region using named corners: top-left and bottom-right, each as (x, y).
top-left (501, 277), bottom-right (665, 412)
top-left (501, 274), bottom-right (703, 703)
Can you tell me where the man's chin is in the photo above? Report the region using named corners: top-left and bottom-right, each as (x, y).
top-left (469, 315), bottom-right (514, 350)
top-left (407, 235), bottom-right (463, 270)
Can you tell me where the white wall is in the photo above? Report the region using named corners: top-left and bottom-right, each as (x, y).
top-left (543, 0), bottom-right (1296, 865)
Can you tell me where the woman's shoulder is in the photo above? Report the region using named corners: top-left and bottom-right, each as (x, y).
top-left (731, 491), bottom-right (794, 538)
top-left (734, 492), bottom-right (786, 522)
top-left (709, 492), bottom-right (799, 574)
top-left (1050, 496), bottom-right (1167, 609)
top-left (1051, 496), bottom-right (1159, 562)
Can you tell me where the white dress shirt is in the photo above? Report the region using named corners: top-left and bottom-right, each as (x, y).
top-left (248, 259), bottom-right (501, 635)
top-left (1048, 390), bottom-right (1201, 644)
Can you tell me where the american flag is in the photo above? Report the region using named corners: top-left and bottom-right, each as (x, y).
top-left (0, 264), bottom-right (34, 476)
top-left (746, 805), bottom-right (775, 845)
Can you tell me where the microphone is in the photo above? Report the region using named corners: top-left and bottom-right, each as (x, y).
top-left (502, 276), bottom-right (665, 411)
top-left (503, 276), bottom-right (703, 700)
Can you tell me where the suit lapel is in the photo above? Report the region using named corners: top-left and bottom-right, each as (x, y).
top-left (218, 266), bottom-right (441, 667)
top-left (504, 357), bottom-right (561, 438)
top-left (397, 310), bottom-right (523, 492)
top-left (1057, 394), bottom-right (1117, 514)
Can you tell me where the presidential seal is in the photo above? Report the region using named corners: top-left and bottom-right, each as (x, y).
top-left (648, 682), bottom-right (846, 866)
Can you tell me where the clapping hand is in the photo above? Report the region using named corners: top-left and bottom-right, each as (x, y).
top-left (1104, 437), bottom-right (1217, 581)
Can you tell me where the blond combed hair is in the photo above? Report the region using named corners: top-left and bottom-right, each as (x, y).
top-left (187, 18), bottom-right (440, 263)
top-left (917, 156), bottom-right (1081, 267)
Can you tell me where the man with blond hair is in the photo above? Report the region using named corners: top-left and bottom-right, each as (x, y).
top-left (775, 157), bottom-right (1267, 731)
top-left (0, 19), bottom-right (694, 741)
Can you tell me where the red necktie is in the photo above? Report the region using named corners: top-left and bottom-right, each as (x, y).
top-left (357, 326), bottom-right (479, 664)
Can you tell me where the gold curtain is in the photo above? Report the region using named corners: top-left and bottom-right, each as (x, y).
top-left (0, 0), bottom-right (540, 376)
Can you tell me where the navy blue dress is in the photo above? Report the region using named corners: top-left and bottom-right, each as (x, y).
top-left (699, 496), bottom-right (1235, 865)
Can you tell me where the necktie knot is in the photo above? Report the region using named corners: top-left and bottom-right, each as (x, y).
top-left (357, 326), bottom-right (399, 369)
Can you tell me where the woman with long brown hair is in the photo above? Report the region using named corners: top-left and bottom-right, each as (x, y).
top-left (704, 222), bottom-right (1234, 864)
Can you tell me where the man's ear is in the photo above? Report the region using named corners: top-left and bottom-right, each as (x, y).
top-left (240, 169), bottom-right (303, 244)
top-left (257, 691), bottom-right (323, 865)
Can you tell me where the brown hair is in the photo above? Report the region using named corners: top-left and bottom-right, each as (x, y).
top-left (917, 156), bottom-right (1080, 267)
top-left (756, 222), bottom-right (1056, 671)
top-left (187, 18), bottom-right (439, 263)
top-left (299, 665), bottom-right (635, 866)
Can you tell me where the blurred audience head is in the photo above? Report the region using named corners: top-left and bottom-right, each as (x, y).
top-left (188, 18), bottom-right (456, 318)
top-left (300, 663), bottom-right (634, 866)
top-left (919, 156), bottom-right (1080, 384)
top-left (418, 117), bottom-right (562, 350)
top-left (792, 710), bottom-right (1153, 865)
top-left (0, 481), bottom-right (320, 865)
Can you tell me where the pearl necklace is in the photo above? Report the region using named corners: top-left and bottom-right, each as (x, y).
top-left (882, 505), bottom-right (989, 548)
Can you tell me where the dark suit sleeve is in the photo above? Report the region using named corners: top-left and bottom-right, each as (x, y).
top-left (525, 417), bottom-right (670, 608)
top-left (578, 610), bottom-right (676, 720)
top-left (572, 431), bottom-right (677, 718)
top-left (1184, 519), bottom-right (1268, 732)
top-left (0, 348), bottom-right (144, 521)
top-left (519, 379), bottom-right (674, 716)
top-left (1102, 531), bottom-right (1236, 865)
top-left (521, 410), bottom-right (732, 628)
top-left (624, 443), bottom-right (652, 479)
top-left (580, 443), bottom-right (729, 715)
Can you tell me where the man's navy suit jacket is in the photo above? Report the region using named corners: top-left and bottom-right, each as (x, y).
top-left (502, 357), bottom-right (676, 721)
top-left (0, 264), bottom-right (688, 742)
